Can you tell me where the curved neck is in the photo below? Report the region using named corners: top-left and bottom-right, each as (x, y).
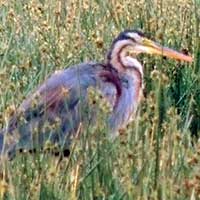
top-left (107, 40), bottom-right (131, 72)
top-left (107, 40), bottom-right (143, 79)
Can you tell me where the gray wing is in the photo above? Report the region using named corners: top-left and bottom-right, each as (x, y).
top-left (0, 62), bottom-right (117, 158)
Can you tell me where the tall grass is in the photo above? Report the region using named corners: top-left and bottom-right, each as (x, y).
top-left (0, 0), bottom-right (200, 199)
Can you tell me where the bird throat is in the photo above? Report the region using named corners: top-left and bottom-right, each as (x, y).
top-left (106, 40), bottom-right (144, 97)
top-left (108, 41), bottom-right (143, 78)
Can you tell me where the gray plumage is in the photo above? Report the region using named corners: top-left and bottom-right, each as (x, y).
top-left (0, 62), bottom-right (140, 158)
top-left (0, 29), bottom-right (192, 159)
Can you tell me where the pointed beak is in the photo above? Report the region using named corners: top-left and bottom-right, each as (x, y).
top-left (141, 38), bottom-right (193, 62)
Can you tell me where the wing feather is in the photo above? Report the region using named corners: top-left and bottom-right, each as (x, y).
top-left (1, 62), bottom-right (119, 158)
top-left (1, 62), bottom-right (141, 158)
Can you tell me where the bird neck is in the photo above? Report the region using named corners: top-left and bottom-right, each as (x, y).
top-left (107, 40), bottom-right (130, 72)
top-left (106, 39), bottom-right (144, 99)
top-left (107, 40), bottom-right (143, 78)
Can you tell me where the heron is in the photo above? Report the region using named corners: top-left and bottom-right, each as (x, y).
top-left (0, 30), bottom-right (192, 159)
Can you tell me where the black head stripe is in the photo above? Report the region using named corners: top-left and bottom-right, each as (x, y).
top-left (113, 29), bottom-right (144, 44)
top-left (107, 29), bottom-right (145, 61)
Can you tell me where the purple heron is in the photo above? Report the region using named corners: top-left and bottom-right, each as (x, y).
top-left (0, 30), bottom-right (192, 159)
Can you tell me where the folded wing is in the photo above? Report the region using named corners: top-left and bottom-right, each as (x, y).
top-left (0, 63), bottom-right (118, 159)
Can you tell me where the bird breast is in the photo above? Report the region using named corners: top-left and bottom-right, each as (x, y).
top-left (98, 68), bottom-right (143, 138)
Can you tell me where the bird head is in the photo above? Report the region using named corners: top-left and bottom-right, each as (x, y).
top-left (107, 30), bottom-right (192, 73)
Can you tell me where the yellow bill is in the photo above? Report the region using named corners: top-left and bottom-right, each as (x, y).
top-left (142, 38), bottom-right (193, 62)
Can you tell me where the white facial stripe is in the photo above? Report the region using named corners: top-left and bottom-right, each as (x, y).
top-left (120, 55), bottom-right (143, 77)
top-left (110, 39), bottom-right (134, 72)
top-left (126, 32), bottom-right (141, 42)
top-left (109, 39), bottom-right (144, 76)
top-left (111, 39), bottom-right (133, 59)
